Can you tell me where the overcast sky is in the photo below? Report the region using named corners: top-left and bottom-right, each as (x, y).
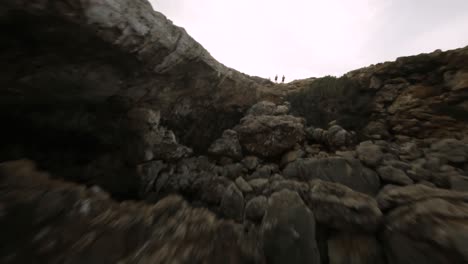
top-left (149, 0), bottom-right (468, 81)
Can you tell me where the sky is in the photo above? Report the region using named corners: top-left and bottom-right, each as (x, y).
top-left (149, 0), bottom-right (468, 81)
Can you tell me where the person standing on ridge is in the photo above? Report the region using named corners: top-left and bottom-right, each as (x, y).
top-left (282, 75), bottom-right (285, 83)
top-left (274, 75), bottom-right (278, 83)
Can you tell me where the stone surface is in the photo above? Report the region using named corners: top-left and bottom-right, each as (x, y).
top-left (377, 166), bottom-right (414, 185)
top-left (283, 158), bottom-right (381, 195)
top-left (242, 156), bottom-right (260, 171)
top-left (430, 138), bottom-right (468, 164)
top-left (2, 1), bottom-right (468, 262)
top-left (248, 178), bottom-right (269, 191)
top-left (247, 101), bottom-right (289, 116)
top-left (399, 142), bottom-right (423, 160)
top-left (280, 150), bottom-right (301, 167)
top-left (356, 141), bottom-right (384, 167)
top-left (234, 114), bottom-right (305, 157)
top-left (0, 0), bottom-right (269, 188)
top-left (208, 129), bottom-right (243, 160)
top-left (245, 196), bottom-right (268, 222)
top-left (376, 184), bottom-right (468, 211)
top-left (235, 176), bottom-right (253, 193)
top-left (307, 180), bottom-right (382, 231)
top-left (266, 180), bottom-right (310, 195)
top-left (220, 184), bottom-right (245, 221)
top-left (261, 190), bottom-right (321, 264)
top-left (383, 198), bottom-right (468, 264)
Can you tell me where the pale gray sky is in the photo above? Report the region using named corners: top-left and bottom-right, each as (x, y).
top-left (149, 0), bottom-right (468, 81)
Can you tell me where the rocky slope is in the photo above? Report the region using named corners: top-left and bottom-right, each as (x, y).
top-left (1, 0), bottom-right (468, 264)
top-left (0, 0), bottom-right (275, 198)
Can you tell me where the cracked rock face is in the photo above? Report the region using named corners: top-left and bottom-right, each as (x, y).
top-left (0, 0), bottom-right (270, 188)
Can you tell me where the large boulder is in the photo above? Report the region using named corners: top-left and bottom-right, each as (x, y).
top-left (234, 115), bottom-right (305, 157)
top-left (376, 184), bottom-right (468, 211)
top-left (356, 141), bottom-right (384, 167)
top-left (245, 196), bottom-right (268, 222)
top-left (307, 180), bottom-right (382, 232)
top-left (377, 165), bottom-right (414, 185)
top-left (383, 198), bottom-right (468, 264)
top-left (208, 129), bottom-right (243, 160)
top-left (261, 190), bottom-right (321, 264)
top-left (283, 157), bottom-right (381, 195)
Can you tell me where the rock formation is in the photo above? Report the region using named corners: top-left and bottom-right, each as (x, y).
top-left (0, 0), bottom-right (468, 263)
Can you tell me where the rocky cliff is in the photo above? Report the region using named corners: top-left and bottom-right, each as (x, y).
top-left (1, 0), bottom-right (468, 264)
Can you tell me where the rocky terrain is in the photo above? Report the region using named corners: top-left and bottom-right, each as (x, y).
top-left (1, 0), bottom-right (468, 264)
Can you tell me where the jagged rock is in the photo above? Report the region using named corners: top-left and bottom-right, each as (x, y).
top-left (328, 233), bottom-right (385, 264)
top-left (246, 101), bottom-right (276, 116)
top-left (280, 150), bottom-right (302, 167)
top-left (377, 166), bottom-right (414, 185)
top-left (235, 177), bottom-right (253, 193)
top-left (445, 70), bottom-right (468, 91)
top-left (275, 105), bottom-right (290, 115)
top-left (234, 115), bottom-right (305, 157)
top-left (248, 178), bottom-right (269, 192)
top-left (398, 142), bottom-right (423, 160)
top-left (307, 180), bottom-right (382, 232)
top-left (283, 158), bottom-right (381, 195)
top-left (406, 163), bottom-right (433, 182)
top-left (376, 184), bottom-right (468, 211)
top-left (245, 196), bottom-right (267, 222)
top-left (222, 163), bottom-right (246, 180)
top-left (220, 184), bottom-right (244, 221)
top-left (261, 190), bottom-right (321, 264)
top-left (363, 120), bottom-right (390, 139)
top-left (127, 107), bottom-right (161, 132)
top-left (142, 127), bottom-right (193, 162)
top-left (126, 108), bottom-right (192, 164)
top-left (0, 160), bottom-right (261, 264)
top-left (308, 125), bottom-right (354, 148)
top-left (0, 0), bottom-right (269, 189)
top-left (383, 198), bottom-right (468, 264)
top-left (369, 75), bottom-right (383, 89)
top-left (137, 160), bottom-right (167, 196)
top-left (246, 101), bottom-right (290, 116)
top-left (327, 125), bottom-right (353, 147)
top-left (304, 127), bottom-right (315, 142)
top-left (250, 164), bottom-right (278, 179)
top-left (191, 175), bottom-right (231, 206)
top-left (356, 141), bottom-right (384, 167)
top-left (266, 180), bottom-right (309, 195)
top-left (383, 159), bottom-right (412, 171)
top-left (430, 138), bottom-right (468, 164)
top-left (208, 129), bottom-right (243, 160)
top-left (270, 173), bottom-right (285, 181)
top-left (242, 156), bottom-right (260, 171)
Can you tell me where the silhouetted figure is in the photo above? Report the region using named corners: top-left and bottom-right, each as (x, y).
top-left (274, 75), bottom-right (278, 83)
top-left (282, 75), bottom-right (285, 83)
